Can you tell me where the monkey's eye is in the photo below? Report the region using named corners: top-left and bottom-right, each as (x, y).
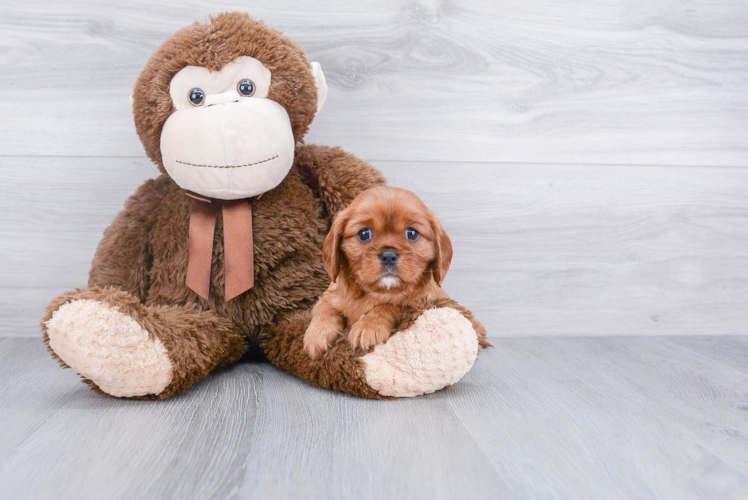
top-left (189, 88), bottom-right (205, 106)
top-left (358, 228), bottom-right (373, 242)
top-left (405, 228), bottom-right (419, 241)
top-left (237, 79), bottom-right (256, 97)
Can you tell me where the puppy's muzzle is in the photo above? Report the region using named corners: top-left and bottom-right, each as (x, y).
top-left (379, 249), bottom-right (399, 269)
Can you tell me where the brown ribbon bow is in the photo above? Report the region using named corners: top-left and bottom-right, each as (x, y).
top-left (185, 192), bottom-right (260, 301)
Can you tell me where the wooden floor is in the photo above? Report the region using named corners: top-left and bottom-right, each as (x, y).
top-left (0, 336), bottom-right (746, 500)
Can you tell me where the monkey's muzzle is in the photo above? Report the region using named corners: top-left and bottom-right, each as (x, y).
top-left (160, 97), bottom-right (295, 201)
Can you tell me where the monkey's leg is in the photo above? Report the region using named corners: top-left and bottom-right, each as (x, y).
top-left (261, 299), bottom-right (482, 399)
top-left (41, 287), bottom-right (247, 399)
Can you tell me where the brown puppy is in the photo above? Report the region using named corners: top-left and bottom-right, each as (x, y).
top-left (304, 186), bottom-right (489, 359)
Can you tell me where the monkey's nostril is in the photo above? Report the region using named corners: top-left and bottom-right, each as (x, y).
top-left (378, 250), bottom-right (399, 267)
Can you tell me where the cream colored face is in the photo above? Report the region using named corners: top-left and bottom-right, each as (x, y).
top-left (160, 56), bottom-right (327, 200)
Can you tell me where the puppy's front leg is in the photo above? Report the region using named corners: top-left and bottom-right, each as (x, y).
top-left (349, 304), bottom-right (400, 351)
top-left (304, 295), bottom-right (345, 359)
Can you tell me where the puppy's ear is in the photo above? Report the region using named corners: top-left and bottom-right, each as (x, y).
top-left (323, 209), bottom-right (349, 282)
top-left (430, 213), bottom-right (453, 286)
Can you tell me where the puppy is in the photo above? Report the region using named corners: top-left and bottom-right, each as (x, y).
top-left (303, 186), bottom-right (489, 359)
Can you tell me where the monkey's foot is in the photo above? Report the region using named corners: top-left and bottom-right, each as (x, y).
top-left (45, 299), bottom-right (173, 397)
top-left (361, 307), bottom-right (479, 397)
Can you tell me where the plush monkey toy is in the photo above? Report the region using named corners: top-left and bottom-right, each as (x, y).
top-left (41, 13), bottom-right (482, 399)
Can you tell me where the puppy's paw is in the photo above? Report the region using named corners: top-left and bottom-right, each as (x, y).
top-left (304, 321), bottom-right (342, 360)
top-left (349, 317), bottom-right (393, 351)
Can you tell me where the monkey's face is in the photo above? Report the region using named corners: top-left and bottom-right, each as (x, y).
top-left (159, 56), bottom-right (325, 200)
top-left (133, 14), bottom-right (326, 193)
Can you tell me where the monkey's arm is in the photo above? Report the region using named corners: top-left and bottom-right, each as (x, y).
top-left (295, 144), bottom-right (387, 219)
top-left (261, 298), bottom-right (482, 399)
top-left (88, 177), bottom-right (164, 301)
top-left (261, 307), bottom-right (386, 399)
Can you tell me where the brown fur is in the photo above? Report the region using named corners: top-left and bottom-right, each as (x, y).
top-left (261, 295), bottom-right (485, 399)
top-left (42, 286), bottom-right (247, 399)
top-left (41, 142), bottom-right (386, 398)
top-left (260, 308), bottom-right (385, 399)
top-left (133, 12), bottom-right (318, 173)
top-left (40, 13), bottom-right (484, 399)
top-left (304, 187), bottom-right (490, 358)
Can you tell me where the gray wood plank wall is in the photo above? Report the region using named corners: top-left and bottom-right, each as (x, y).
top-left (1, 0), bottom-right (747, 337)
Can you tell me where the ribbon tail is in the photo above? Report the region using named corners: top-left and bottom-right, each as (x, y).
top-left (222, 199), bottom-right (255, 301)
top-left (186, 198), bottom-right (220, 300)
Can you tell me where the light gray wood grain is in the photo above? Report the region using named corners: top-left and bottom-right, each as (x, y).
top-left (0, 157), bottom-right (154, 289)
top-left (2, 2), bottom-right (747, 498)
top-left (0, 0), bottom-right (747, 165)
top-left (0, 288), bottom-right (65, 338)
top-left (0, 336), bottom-right (746, 500)
top-left (3, 156), bottom-right (748, 337)
top-left (446, 335), bottom-right (748, 500)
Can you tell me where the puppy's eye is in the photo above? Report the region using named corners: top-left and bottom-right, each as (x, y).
top-left (237, 79), bottom-right (256, 97)
top-left (189, 88), bottom-right (205, 106)
top-left (358, 228), bottom-right (373, 242)
top-left (406, 228), bottom-right (419, 241)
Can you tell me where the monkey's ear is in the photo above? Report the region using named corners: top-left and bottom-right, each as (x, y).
top-left (323, 209), bottom-right (348, 282)
top-left (430, 214), bottom-right (453, 286)
top-left (310, 62), bottom-right (328, 115)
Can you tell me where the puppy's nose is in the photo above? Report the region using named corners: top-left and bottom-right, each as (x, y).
top-left (379, 249), bottom-right (399, 267)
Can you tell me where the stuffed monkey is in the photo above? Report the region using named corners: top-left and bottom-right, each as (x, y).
top-left (41, 13), bottom-right (482, 399)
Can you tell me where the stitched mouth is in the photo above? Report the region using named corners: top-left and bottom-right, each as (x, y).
top-left (175, 155), bottom-right (278, 169)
